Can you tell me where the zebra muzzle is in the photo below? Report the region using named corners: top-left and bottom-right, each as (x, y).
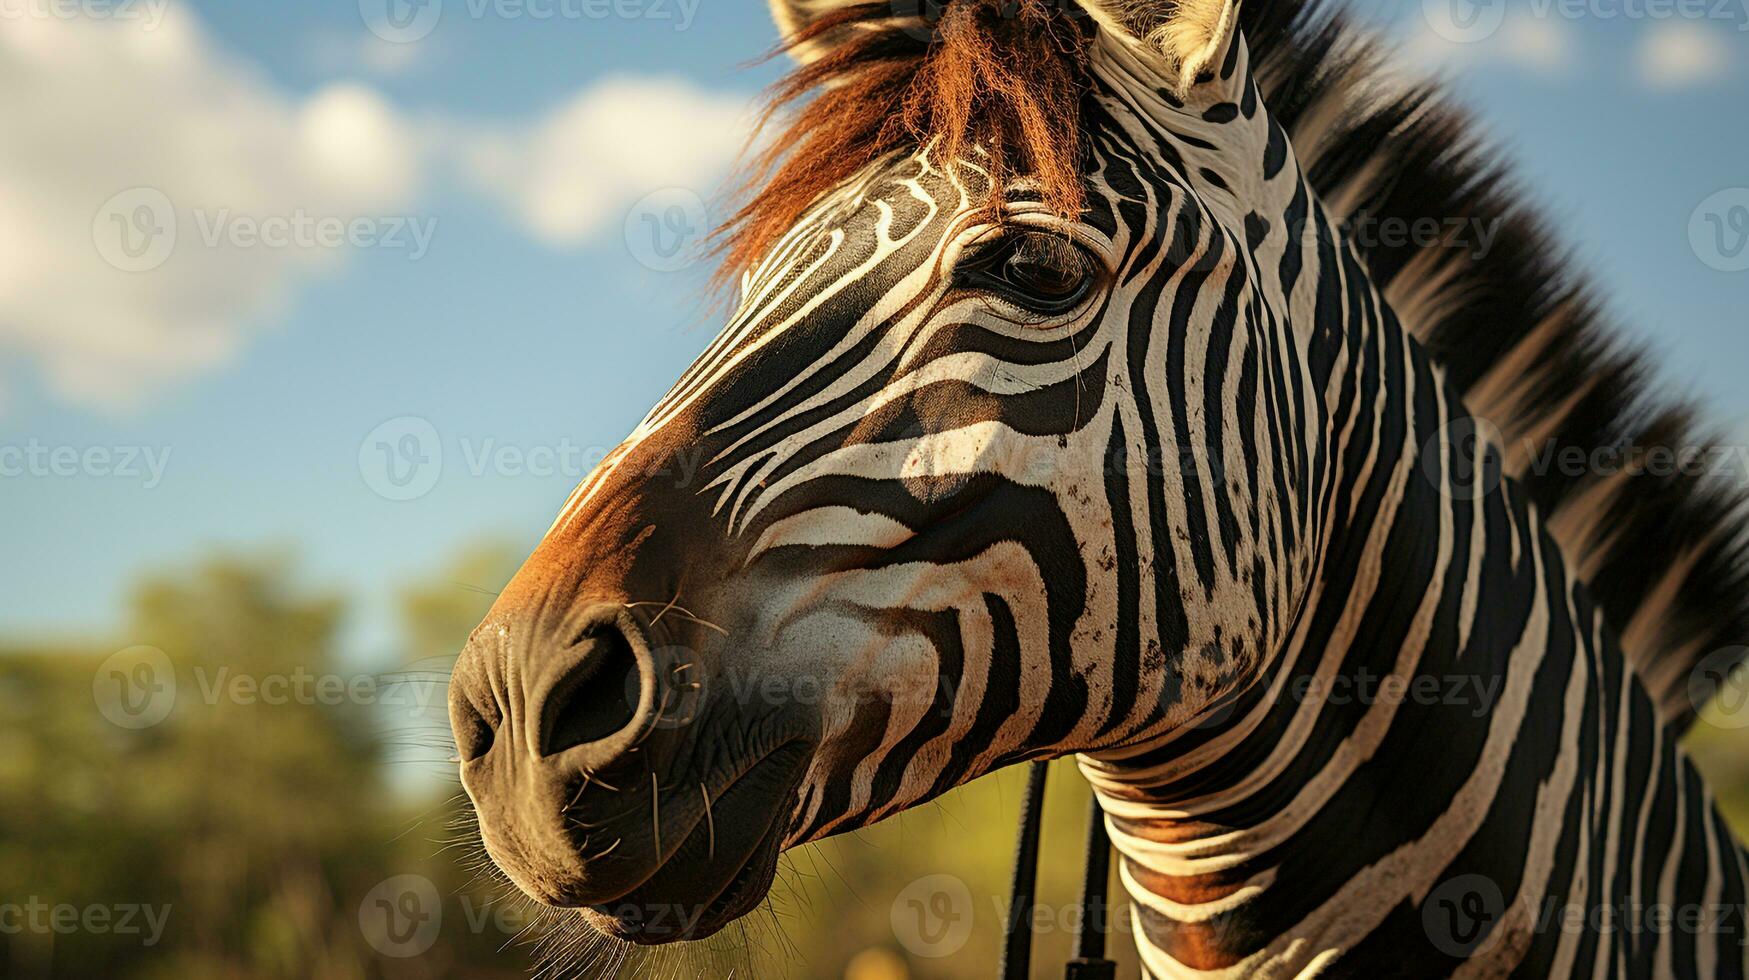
top-left (450, 601), bottom-right (815, 941)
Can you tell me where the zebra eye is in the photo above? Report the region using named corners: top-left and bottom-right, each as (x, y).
top-left (959, 231), bottom-right (1096, 316)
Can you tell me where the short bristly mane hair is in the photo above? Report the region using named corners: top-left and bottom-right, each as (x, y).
top-left (722, 0), bottom-right (1749, 732)
top-left (718, 1), bottom-right (1094, 280)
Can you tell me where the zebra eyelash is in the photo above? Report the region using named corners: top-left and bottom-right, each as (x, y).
top-left (950, 230), bottom-right (1105, 321)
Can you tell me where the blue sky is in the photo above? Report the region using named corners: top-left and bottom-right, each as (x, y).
top-left (1, 0), bottom-right (1745, 658)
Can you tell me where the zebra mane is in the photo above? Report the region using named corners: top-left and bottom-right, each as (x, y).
top-left (735, 0), bottom-right (1749, 732)
top-left (1244, 0), bottom-right (1749, 731)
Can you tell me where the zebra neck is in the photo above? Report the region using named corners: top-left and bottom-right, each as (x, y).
top-left (1079, 324), bottom-right (1749, 974)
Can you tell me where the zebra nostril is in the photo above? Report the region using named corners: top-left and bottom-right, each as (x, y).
top-left (539, 624), bottom-right (643, 757)
top-left (451, 696), bottom-right (495, 762)
top-left (449, 640), bottom-right (502, 763)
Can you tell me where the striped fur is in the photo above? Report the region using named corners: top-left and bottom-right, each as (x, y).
top-left (459, 1), bottom-right (1749, 973)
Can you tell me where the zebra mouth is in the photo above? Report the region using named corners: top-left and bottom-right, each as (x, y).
top-left (578, 742), bottom-right (809, 944)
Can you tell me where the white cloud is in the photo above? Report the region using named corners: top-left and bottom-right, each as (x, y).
top-left (1637, 22), bottom-right (1733, 90)
top-left (459, 75), bottom-right (755, 247)
top-left (1401, 11), bottom-right (1577, 76)
top-left (0, 7), bottom-right (755, 414)
top-left (0, 8), bottom-right (420, 413)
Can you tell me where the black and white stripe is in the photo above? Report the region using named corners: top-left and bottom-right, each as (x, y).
top-left (475, 1), bottom-right (1749, 973)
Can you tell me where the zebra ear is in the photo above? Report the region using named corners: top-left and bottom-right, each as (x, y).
top-left (1078, 0), bottom-right (1242, 95)
top-left (767, 0), bottom-right (866, 65)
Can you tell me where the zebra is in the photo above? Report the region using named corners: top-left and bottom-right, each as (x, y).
top-left (446, 0), bottom-right (1749, 974)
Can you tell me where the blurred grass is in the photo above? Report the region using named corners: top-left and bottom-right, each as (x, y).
top-left (3, 544), bottom-right (1744, 977)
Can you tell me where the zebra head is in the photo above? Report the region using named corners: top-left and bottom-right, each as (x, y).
top-left (450, 0), bottom-right (1328, 944)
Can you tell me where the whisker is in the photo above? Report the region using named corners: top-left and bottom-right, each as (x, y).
top-left (669, 611), bottom-right (730, 637)
top-left (650, 770), bottom-right (663, 859)
top-left (583, 768), bottom-right (621, 793)
top-left (649, 588), bottom-right (682, 627)
top-left (565, 776), bottom-right (591, 813)
top-left (452, 581), bottom-right (502, 596)
top-left (624, 600), bottom-right (730, 637)
top-left (634, 687), bottom-right (674, 749)
top-left (701, 782), bottom-right (717, 862)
